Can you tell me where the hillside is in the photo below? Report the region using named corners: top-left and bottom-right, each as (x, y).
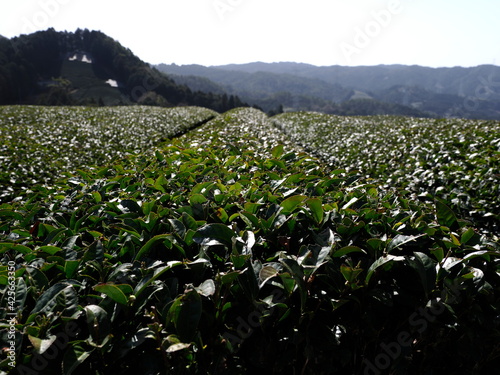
top-left (157, 62), bottom-right (500, 119)
top-left (0, 29), bottom-right (246, 111)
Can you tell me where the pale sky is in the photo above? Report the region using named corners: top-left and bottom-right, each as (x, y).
top-left (1, 0), bottom-right (499, 67)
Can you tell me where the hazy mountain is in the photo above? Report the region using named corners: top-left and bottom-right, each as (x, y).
top-left (168, 74), bottom-right (227, 96)
top-left (0, 29), bottom-right (246, 111)
top-left (157, 64), bottom-right (348, 114)
top-left (159, 63), bottom-right (351, 102)
top-left (217, 62), bottom-right (500, 97)
top-left (157, 62), bottom-right (500, 119)
top-left (3, 30), bottom-right (496, 119)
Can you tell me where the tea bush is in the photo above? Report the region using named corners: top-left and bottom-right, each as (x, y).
top-left (273, 112), bottom-right (500, 235)
top-left (0, 106), bottom-right (216, 202)
top-left (0, 108), bottom-right (499, 374)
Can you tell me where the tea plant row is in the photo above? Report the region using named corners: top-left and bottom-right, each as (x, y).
top-left (0, 106), bottom-right (217, 202)
top-left (272, 112), bottom-right (500, 235)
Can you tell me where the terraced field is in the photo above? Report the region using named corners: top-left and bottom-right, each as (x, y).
top-left (0, 106), bottom-right (499, 374)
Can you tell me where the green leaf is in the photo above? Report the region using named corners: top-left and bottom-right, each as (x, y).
top-left (134, 261), bottom-right (183, 297)
top-left (119, 199), bottom-right (142, 214)
top-left (221, 271), bottom-right (240, 285)
top-left (366, 238), bottom-right (385, 253)
top-left (0, 209), bottom-right (24, 221)
top-left (279, 273), bottom-right (296, 295)
top-left (365, 255), bottom-right (405, 284)
top-left (182, 212), bottom-right (199, 231)
top-left (168, 289), bottom-right (202, 343)
top-left (237, 262), bottom-right (259, 301)
top-left (169, 219), bottom-right (186, 237)
top-left (135, 234), bottom-right (172, 261)
top-left (42, 227), bottom-right (67, 246)
top-left (14, 277), bottom-right (27, 311)
top-left (340, 264), bottom-right (363, 283)
top-left (306, 198), bottom-right (324, 224)
top-left (239, 211), bottom-right (260, 229)
top-left (190, 194), bottom-right (207, 205)
top-left (280, 258), bottom-right (307, 312)
top-left (435, 199), bottom-right (457, 229)
top-left (271, 144), bottom-right (284, 159)
top-left (155, 150), bottom-right (165, 162)
top-left (39, 245), bottom-right (62, 255)
top-left (259, 266), bottom-right (279, 286)
top-left (342, 197), bottom-right (359, 210)
top-left (85, 305), bottom-right (110, 345)
top-left (0, 243), bottom-right (32, 254)
top-left (280, 195), bottom-right (307, 214)
top-left (119, 328), bottom-right (154, 358)
top-left (94, 283), bottom-right (129, 305)
top-left (387, 234), bottom-right (424, 253)
top-left (91, 191), bottom-right (102, 203)
top-left (244, 202), bottom-right (262, 215)
top-left (63, 235), bottom-right (79, 261)
top-left (298, 244), bottom-right (330, 270)
top-left (65, 260), bottom-right (80, 279)
top-left (406, 252), bottom-right (437, 295)
top-left (193, 223), bottom-right (236, 247)
top-left (30, 282), bottom-right (77, 316)
top-left (463, 250), bottom-right (500, 261)
top-left (154, 175), bottom-right (168, 193)
top-left (460, 228), bottom-right (476, 244)
top-left (333, 246), bottom-right (366, 258)
top-left (25, 266), bottom-right (50, 292)
top-left (430, 246), bottom-right (445, 262)
top-left (62, 344), bottom-right (91, 375)
top-left (216, 207), bottom-right (229, 223)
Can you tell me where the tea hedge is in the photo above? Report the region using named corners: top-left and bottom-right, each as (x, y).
top-left (0, 107), bottom-right (499, 374)
top-left (272, 112), bottom-right (500, 235)
top-left (0, 106), bottom-right (217, 202)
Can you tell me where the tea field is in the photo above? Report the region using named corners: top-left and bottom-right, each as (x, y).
top-left (273, 112), bottom-right (500, 235)
top-left (0, 106), bottom-right (217, 202)
top-left (0, 106), bottom-right (499, 374)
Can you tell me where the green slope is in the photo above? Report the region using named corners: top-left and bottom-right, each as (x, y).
top-left (59, 60), bottom-right (125, 105)
top-left (0, 29), bottom-right (247, 111)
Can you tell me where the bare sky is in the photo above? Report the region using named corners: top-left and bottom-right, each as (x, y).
top-left (1, 0), bottom-right (499, 67)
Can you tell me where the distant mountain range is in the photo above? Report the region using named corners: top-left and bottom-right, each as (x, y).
top-left (0, 29), bottom-right (246, 111)
top-left (1, 29), bottom-right (498, 119)
top-left (157, 62), bottom-right (500, 119)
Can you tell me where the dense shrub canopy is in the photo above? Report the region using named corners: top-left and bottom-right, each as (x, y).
top-left (0, 107), bottom-right (499, 374)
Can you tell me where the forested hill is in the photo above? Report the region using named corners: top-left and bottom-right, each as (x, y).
top-left (0, 29), bottom-right (246, 111)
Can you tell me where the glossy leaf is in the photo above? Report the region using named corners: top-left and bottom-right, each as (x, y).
top-left (94, 283), bottom-right (129, 305)
top-left (193, 223), bottom-right (236, 247)
top-left (435, 199), bottom-right (458, 229)
top-left (307, 198), bottom-right (324, 224)
top-left (280, 195), bottom-right (307, 214)
top-left (169, 289), bottom-right (202, 343)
